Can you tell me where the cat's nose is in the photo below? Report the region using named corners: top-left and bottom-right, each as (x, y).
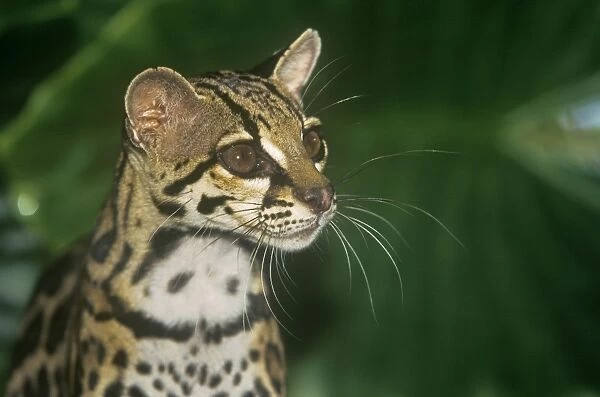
top-left (293, 184), bottom-right (334, 213)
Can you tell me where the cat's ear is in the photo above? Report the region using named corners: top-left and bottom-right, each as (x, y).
top-left (124, 67), bottom-right (199, 155)
top-left (251, 29), bottom-right (321, 103)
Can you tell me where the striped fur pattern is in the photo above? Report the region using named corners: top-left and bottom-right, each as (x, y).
top-left (6, 29), bottom-right (335, 396)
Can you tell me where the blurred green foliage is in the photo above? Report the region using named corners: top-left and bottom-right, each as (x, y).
top-left (1, 1), bottom-right (600, 396)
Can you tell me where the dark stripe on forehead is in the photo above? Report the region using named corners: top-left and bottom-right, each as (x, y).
top-left (163, 157), bottom-right (217, 196)
top-left (234, 73), bottom-right (303, 120)
top-left (193, 81), bottom-right (261, 140)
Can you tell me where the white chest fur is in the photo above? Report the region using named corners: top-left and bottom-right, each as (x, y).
top-left (140, 235), bottom-right (253, 329)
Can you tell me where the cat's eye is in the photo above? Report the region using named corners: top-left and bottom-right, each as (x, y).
top-left (220, 144), bottom-right (257, 174)
top-left (303, 130), bottom-right (322, 159)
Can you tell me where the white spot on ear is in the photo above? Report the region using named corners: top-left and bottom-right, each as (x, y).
top-left (261, 138), bottom-right (288, 168)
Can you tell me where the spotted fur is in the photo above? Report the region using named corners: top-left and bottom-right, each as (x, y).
top-left (5, 29), bottom-right (336, 396)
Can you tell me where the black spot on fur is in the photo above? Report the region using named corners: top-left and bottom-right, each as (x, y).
top-left (241, 392), bottom-right (254, 397)
top-left (23, 378), bottom-right (34, 397)
top-left (249, 349), bottom-right (260, 362)
top-left (167, 271), bottom-right (195, 293)
top-left (90, 229), bottom-right (116, 263)
top-left (151, 195), bottom-right (187, 217)
top-left (213, 392), bottom-right (229, 397)
top-left (97, 342), bottom-right (106, 364)
top-left (46, 292), bottom-right (75, 354)
top-left (136, 362), bottom-right (152, 375)
top-left (185, 364), bottom-right (197, 377)
top-left (181, 382), bottom-right (192, 395)
top-left (198, 365), bottom-right (207, 385)
top-left (104, 381), bottom-right (124, 397)
top-left (226, 278), bottom-right (239, 295)
top-left (233, 373), bottom-right (242, 386)
top-left (197, 194), bottom-right (234, 215)
top-left (128, 385), bottom-right (148, 397)
top-left (153, 379), bottom-right (164, 391)
top-left (10, 311), bottom-right (43, 370)
top-left (88, 370), bottom-right (99, 391)
top-left (208, 374), bottom-right (222, 388)
top-left (254, 378), bottom-right (269, 397)
top-left (112, 349), bottom-right (128, 368)
top-left (132, 227), bottom-right (188, 284)
top-left (36, 367), bottom-right (49, 397)
top-left (102, 243), bottom-right (132, 292)
top-left (223, 360), bottom-right (232, 374)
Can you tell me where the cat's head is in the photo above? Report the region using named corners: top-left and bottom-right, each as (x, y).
top-left (123, 29), bottom-right (335, 251)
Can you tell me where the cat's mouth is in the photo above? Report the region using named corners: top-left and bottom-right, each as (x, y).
top-left (264, 204), bottom-right (336, 251)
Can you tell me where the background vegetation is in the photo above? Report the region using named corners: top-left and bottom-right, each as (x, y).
top-left (1, 1), bottom-right (600, 396)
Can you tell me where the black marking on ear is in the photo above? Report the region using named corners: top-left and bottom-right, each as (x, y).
top-left (167, 271), bottom-right (195, 293)
top-left (163, 157), bottom-right (217, 196)
top-left (249, 48), bottom-right (285, 78)
top-left (109, 295), bottom-right (194, 342)
top-left (197, 194), bottom-right (234, 215)
top-left (131, 227), bottom-right (187, 284)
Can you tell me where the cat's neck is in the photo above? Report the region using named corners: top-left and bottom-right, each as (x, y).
top-left (79, 152), bottom-right (284, 395)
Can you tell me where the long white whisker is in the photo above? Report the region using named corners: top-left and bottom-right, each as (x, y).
top-left (305, 64), bottom-right (352, 112)
top-left (342, 204), bottom-right (411, 250)
top-left (314, 94), bottom-right (366, 116)
top-left (338, 212), bottom-right (404, 303)
top-left (148, 198), bottom-right (192, 242)
top-left (302, 56), bottom-right (344, 101)
top-left (269, 246), bottom-right (293, 319)
top-left (332, 221), bottom-right (378, 322)
top-left (329, 221), bottom-right (352, 295)
top-left (336, 150), bottom-right (461, 185)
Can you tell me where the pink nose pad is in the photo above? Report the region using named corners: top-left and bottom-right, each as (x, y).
top-left (293, 184), bottom-right (334, 213)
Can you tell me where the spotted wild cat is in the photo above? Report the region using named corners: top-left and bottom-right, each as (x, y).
top-left (5, 29), bottom-right (335, 396)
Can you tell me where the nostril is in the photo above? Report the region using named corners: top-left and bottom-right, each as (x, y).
top-left (294, 184), bottom-right (335, 213)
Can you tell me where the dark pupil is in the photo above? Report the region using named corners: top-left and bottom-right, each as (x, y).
top-left (225, 145), bottom-right (256, 173)
top-left (303, 131), bottom-right (321, 158)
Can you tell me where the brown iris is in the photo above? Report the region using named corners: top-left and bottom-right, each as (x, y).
top-left (221, 144), bottom-right (257, 174)
top-left (303, 130), bottom-right (322, 159)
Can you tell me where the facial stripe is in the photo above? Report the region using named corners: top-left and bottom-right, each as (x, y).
top-left (259, 138), bottom-right (288, 168)
top-left (196, 194), bottom-right (234, 215)
top-left (163, 157), bottom-right (217, 196)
